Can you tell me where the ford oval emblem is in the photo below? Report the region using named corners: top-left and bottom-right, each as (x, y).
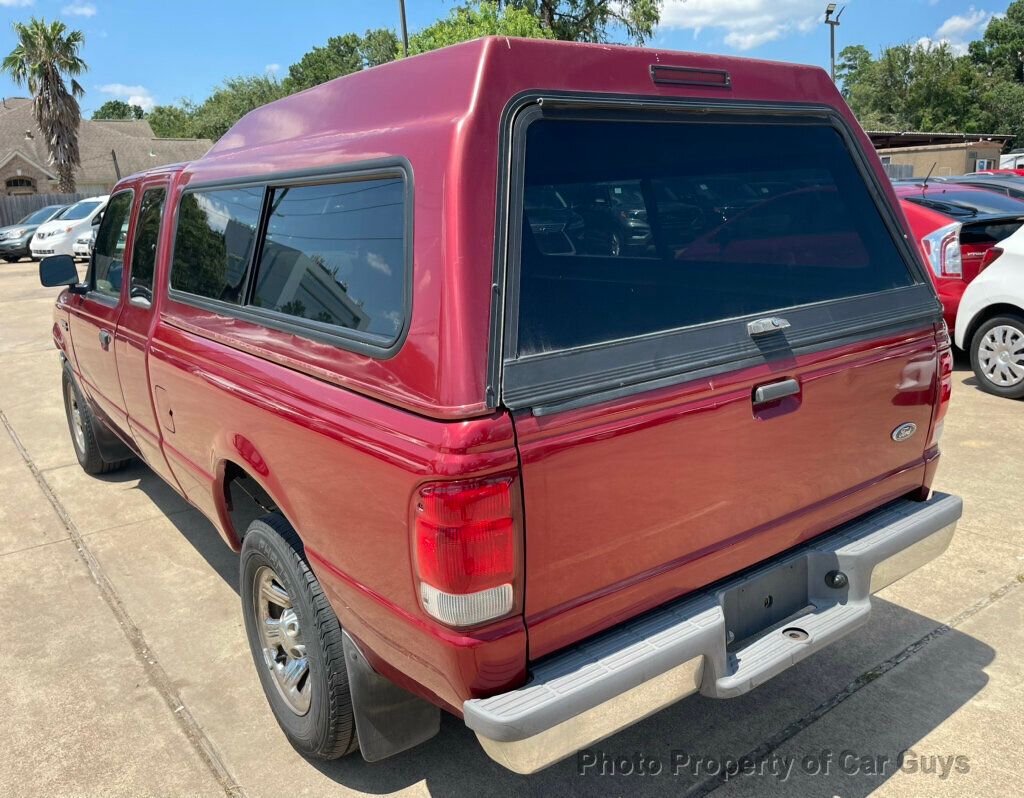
top-left (891, 422), bottom-right (917, 442)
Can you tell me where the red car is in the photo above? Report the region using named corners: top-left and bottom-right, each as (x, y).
top-left (894, 182), bottom-right (1024, 329)
top-left (37, 37), bottom-right (960, 773)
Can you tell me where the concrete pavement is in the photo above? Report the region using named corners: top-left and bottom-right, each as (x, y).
top-left (1, 257), bottom-right (1021, 797)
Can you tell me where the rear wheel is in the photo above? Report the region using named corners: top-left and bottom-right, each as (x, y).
top-left (62, 369), bottom-right (131, 474)
top-left (3, 256), bottom-right (19, 263)
top-left (240, 514), bottom-right (358, 759)
top-left (970, 314), bottom-right (1024, 399)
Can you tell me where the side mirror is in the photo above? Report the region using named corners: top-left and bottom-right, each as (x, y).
top-left (91, 214), bottom-right (102, 226)
top-left (39, 254), bottom-right (85, 292)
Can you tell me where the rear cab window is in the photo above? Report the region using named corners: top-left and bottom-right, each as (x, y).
top-left (129, 187), bottom-right (167, 303)
top-left (501, 104), bottom-right (940, 410)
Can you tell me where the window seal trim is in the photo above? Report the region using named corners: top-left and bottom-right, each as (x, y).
top-left (487, 91), bottom-right (941, 413)
top-left (165, 157), bottom-right (414, 360)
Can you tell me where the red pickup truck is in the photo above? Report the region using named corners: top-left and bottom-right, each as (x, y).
top-left (39, 37), bottom-right (961, 773)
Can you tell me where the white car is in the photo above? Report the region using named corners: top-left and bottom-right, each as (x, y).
top-left (955, 225), bottom-right (1024, 399)
top-left (73, 229), bottom-right (95, 259)
top-left (30, 195), bottom-right (108, 259)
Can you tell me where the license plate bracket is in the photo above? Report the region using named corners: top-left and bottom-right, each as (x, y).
top-left (722, 558), bottom-right (808, 645)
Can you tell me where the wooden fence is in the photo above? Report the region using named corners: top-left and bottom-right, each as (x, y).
top-left (0, 193), bottom-right (87, 227)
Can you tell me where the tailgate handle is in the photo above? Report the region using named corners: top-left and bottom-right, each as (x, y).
top-left (753, 378), bottom-right (800, 405)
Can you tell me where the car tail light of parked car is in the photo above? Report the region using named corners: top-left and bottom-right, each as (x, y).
top-left (921, 222), bottom-right (963, 278)
top-left (979, 246), bottom-right (1004, 272)
top-left (414, 476), bottom-right (518, 627)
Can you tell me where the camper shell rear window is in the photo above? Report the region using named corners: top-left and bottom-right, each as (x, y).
top-left (499, 101), bottom-right (940, 411)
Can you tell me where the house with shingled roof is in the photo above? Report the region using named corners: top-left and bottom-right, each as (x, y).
top-left (0, 97), bottom-right (212, 195)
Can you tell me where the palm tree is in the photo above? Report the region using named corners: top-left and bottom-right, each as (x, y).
top-left (2, 18), bottom-right (86, 192)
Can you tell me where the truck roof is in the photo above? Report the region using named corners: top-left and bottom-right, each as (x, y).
top-left (186, 36), bottom-right (840, 182)
top-left (159, 36), bottom-right (878, 419)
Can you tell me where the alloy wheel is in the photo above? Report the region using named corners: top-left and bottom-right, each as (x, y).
top-left (253, 566), bottom-right (312, 715)
top-left (66, 386), bottom-right (86, 454)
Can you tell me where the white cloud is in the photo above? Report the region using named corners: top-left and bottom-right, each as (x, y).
top-left (265, 63), bottom-right (281, 74)
top-left (0, 0), bottom-right (35, 7)
top-left (920, 7), bottom-right (992, 55)
top-left (98, 82), bottom-right (155, 111)
top-left (659, 0), bottom-right (831, 52)
top-left (62, 2), bottom-right (96, 15)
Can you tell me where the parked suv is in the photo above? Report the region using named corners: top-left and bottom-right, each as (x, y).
top-left (38, 38), bottom-right (961, 774)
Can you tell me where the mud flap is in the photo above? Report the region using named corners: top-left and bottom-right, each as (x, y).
top-left (342, 631), bottom-right (440, 762)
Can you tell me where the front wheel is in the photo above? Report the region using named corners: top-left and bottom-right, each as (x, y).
top-left (970, 314), bottom-right (1024, 399)
top-left (240, 514), bottom-right (358, 759)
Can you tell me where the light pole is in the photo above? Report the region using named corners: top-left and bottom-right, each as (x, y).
top-left (824, 4), bottom-right (845, 82)
top-left (398, 0), bottom-right (410, 58)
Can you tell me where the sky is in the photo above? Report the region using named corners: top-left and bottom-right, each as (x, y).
top-left (0, 0), bottom-right (1004, 117)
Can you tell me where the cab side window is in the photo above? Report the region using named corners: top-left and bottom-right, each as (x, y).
top-left (91, 191), bottom-right (134, 298)
top-left (129, 187), bottom-right (166, 303)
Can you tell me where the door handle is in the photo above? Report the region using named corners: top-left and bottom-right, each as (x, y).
top-left (752, 378), bottom-right (800, 405)
top-left (99, 329), bottom-right (112, 351)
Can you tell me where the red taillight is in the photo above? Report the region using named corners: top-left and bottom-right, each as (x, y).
top-left (414, 476), bottom-right (516, 626)
top-left (980, 246), bottom-right (1003, 272)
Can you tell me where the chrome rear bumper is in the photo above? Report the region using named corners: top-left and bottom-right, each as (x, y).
top-left (464, 492), bottom-right (962, 773)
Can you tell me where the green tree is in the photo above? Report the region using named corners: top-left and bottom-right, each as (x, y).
top-left (285, 32), bottom-right (363, 92)
top-left (93, 99), bottom-right (144, 120)
top-left (841, 42), bottom-right (985, 133)
top-left (501, 0), bottom-right (661, 44)
top-left (285, 28), bottom-right (400, 92)
top-left (189, 75), bottom-right (289, 141)
top-left (359, 28), bottom-right (400, 68)
top-left (836, 44), bottom-right (872, 98)
top-left (410, 1), bottom-right (551, 54)
top-left (146, 103), bottom-right (195, 138)
top-left (2, 17), bottom-right (86, 192)
top-left (970, 1), bottom-right (1024, 83)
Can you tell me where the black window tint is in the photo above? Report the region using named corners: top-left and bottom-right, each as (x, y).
top-left (250, 178), bottom-right (405, 340)
top-left (516, 119), bottom-right (916, 356)
top-left (129, 187), bottom-right (166, 302)
top-left (91, 191), bottom-right (133, 298)
top-left (171, 187), bottom-right (262, 303)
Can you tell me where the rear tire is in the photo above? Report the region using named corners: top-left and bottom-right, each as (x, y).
top-left (240, 514), bottom-right (358, 760)
top-left (969, 314), bottom-right (1024, 400)
top-left (62, 369), bottom-right (131, 474)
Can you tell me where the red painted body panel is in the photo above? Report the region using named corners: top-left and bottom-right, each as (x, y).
top-left (515, 329), bottom-right (940, 657)
top-left (54, 38), bottom-right (947, 710)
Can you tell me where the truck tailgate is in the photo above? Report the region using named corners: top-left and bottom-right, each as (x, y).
top-left (513, 329), bottom-right (939, 658)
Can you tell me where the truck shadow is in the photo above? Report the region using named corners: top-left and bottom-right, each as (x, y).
top-left (112, 465), bottom-right (992, 797)
top-left (306, 599), bottom-right (992, 798)
top-left (101, 462), bottom-right (241, 590)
